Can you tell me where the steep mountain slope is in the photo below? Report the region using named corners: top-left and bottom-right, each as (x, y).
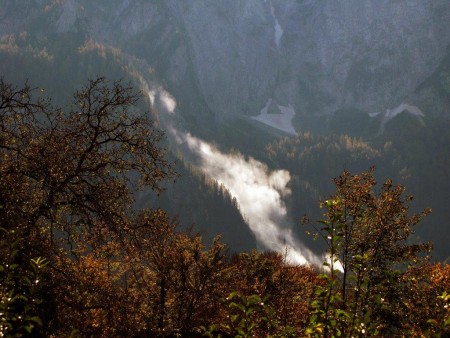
top-left (2, 0), bottom-right (449, 124)
top-left (1, 0), bottom-right (449, 260)
top-left (172, 0), bottom-right (450, 122)
top-left (0, 24), bottom-right (257, 252)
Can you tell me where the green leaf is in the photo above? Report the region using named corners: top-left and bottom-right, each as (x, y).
top-left (25, 323), bottom-right (35, 333)
top-left (444, 317), bottom-right (450, 327)
top-left (29, 316), bottom-right (43, 326)
top-left (317, 220), bottom-right (330, 226)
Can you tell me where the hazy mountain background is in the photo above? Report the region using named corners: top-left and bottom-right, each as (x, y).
top-left (1, 0), bottom-right (449, 261)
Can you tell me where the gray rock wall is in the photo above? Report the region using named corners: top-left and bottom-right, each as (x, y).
top-left (171, 0), bottom-right (450, 117)
top-left (2, 0), bottom-right (449, 120)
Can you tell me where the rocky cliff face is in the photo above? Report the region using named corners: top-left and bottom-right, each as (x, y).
top-left (169, 0), bottom-right (450, 121)
top-left (2, 0), bottom-right (450, 126)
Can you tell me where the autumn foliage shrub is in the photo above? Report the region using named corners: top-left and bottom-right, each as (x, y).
top-left (1, 79), bottom-right (449, 337)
